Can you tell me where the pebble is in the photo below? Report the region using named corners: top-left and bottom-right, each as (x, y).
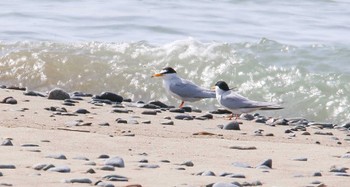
top-left (229, 146), bottom-right (257, 150)
top-left (141, 103), bottom-right (160, 109)
top-left (128, 119), bottom-right (139, 124)
top-left (3, 97), bottom-right (18, 104)
top-left (0, 172), bottom-right (2, 176)
top-left (141, 120), bottom-right (151, 124)
top-left (329, 165), bottom-right (348, 173)
top-left (175, 114), bottom-right (194, 120)
top-left (48, 88), bottom-right (70, 100)
top-left (32, 163), bottom-right (48, 170)
top-left (223, 121), bottom-right (240, 130)
top-left (333, 173), bottom-right (350, 177)
top-left (181, 106), bottom-right (192, 112)
top-left (138, 164), bottom-right (160, 168)
top-left (46, 154), bottom-right (67, 160)
top-left (256, 159), bottom-right (272, 169)
top-left (116, 118), bottom-right (128, 123)
top-left (169, 108), bottom-right (185, 113)
top-left (72, 156), bottom-right (89, 161)
top-left (75, 108), bottom-right (90, 114)
top-left (104, 156), bottom-right (125, 168)
top-left (48, 165), bottom-right (71, 173)
top-left (1, 139), bottom-right (13, 146)
top-left (240, 113), bottom-right (255, 120)
top-left (293, 157), bottom-right (308, 161)
top-left (84, 161), bottom-right (97, 166)
top-left (314, 131), bottom-right (333, 136)
top-left (112, 109), bottom-right (129, 113)
top-left (199, 170), bottom-right (216, 176)
top-left (209, 108), bottom-right (232, 114)
top-left (103, 174), bottom-right (128, 181)
top-left (148, 100), bottom-right (169, 108)
top-left (94, 92), bottom-right (123, 102)
top-left (211, 182), bottom-right (240, 187)
top-left (63, 178), bottom-right (92, 184)
top-left (99, 165), bottom-right (115, 171)
top-left (42, 164), bottom-right (55, 171)
top-left (141, 110), bottom-right (157, 115)
top-left (98, 154), bottom-right (110, 159)
top-left (96, 181), bottom-right (115, 187)
top-left (86, 168), bottom-right (96, 174)
top-left (232, 162), bottom-right (252, 168)
top-left (227, 174), bottom-right (246, 178)
top-left (0, 183), bottom-right (12, 187)
top-left (161, 120), bottom-right (174, 125)
top-left (301, 131), bottom-right (311, 135)
top-left (99, 122), bottom-right (110, 126)
top-left (0, 164), bottom-right (16, 169)
top-left (180, 161), bottom-right (194, 167)
top-left (23, 90), bottom-right (46, 97)
top-left (313, 172), bottom-right (322, 176)
top-left (21, 144), bottom-right (39, 147)
top-left (341, 153), bottom-right (350, 158)
top-left (309, 122), bottom-right (334, 129)
top-left (139, 159), bottom-right (148, 163)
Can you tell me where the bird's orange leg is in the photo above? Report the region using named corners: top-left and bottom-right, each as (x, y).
top-left (179, 101), bottom-right (184, 108)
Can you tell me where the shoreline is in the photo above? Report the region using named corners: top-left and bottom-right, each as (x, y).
top-left (0, 86), bottom-right (349, 187)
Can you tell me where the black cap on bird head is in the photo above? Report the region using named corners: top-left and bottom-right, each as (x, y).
top-left (215, 81), bottom-right (230, 91)
top-left (161, 67), bottom-right (177, 74)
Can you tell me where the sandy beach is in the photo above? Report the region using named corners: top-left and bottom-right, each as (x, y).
top-left (0, 87), bottom-right (349, 187)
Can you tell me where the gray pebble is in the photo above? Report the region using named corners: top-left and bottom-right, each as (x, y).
top-left (98, 154), bottom-right (110, 159)
top-left (72, 156), bottom-right (89, 161)
top-left (223, 121), bottom-right (240, 130)
top-left (341, 153), bottom-right (350, 158)
top-left (301, 131), bottom-right (311, 135)
top-left (0, 165), bottom-right (15, 169)
top-left (169, 108), bottom-right (185, 113)
top-left (313, 172), bottom-right (322, 177)
top-left (48, 88), bottom-right (70, 100)
top-left (128, 119), bottom-right (139, 124)
top-left (46, 154), bottom-right (67, 160)
top-left (1, 139), bottom-right (13, 146)
top-left (104, 156), bottom-right (125, 168)
top-left (21, 144), bottom-right (39, 147)
top-left (96, 181), bottom-right (115, 187)
top-left (139, 159), bottom-right (148, 163)
top-left (314, 131), bottom-right (333, 136)
top-left (200, 170), bottom-right (215, 176)
top-left (229, 146), bottom-right (257, 150)
top-left (86, 168), bottom-right (96, 174)
top-left (330, 165), bottom-right (348, 173)
top-left (148, 100), bottom-right (169, 108)
top-left (257, 159), bottom-right (272, 169)
top-left (142, 120), bottom-right (151, 124)
top-left (141, 110), bottom-right (157, 115)
top-left (116, 118), bottom-right (127, 123)
top-left (175, 114), bottom-right (194, 120)
top-left (75, 109), bottom-right (90, 114)
top-left (84, 161), bottom-right (96, 166)
top-left (32, 163), bottom-right (48, 170)
top-left (98, 122), bottom-right (110, 126)
top-left (112, 109), bottom-right (129, 113)
top-left (63, 178), bottom-right (92, 184)
top-left (228, 174), bottom-right (246, 178)
top-left (0, 183), bottom-right (12, 187)
top-left (161, 120), bottom-right (174, 125)
top-left (100, 165), bottom-right (115, 171)
top-left (48, 166), bottom-right (71, 173)
top-left (240, 113), bottom-right (254, 120)
top-left (212, 182), bottom-right (240, 187)
top-left (2, 97), bottom-right (17, 104)
top-left (42, 164), bottom-right (55, 171)
top-left (138, 164), bottom-right (160, 168)
top-left (103, 174), bottom-right (128, 181)
top-left (0, 172), bottom-right (2, 176)
top-left (232, 162), bottom-right (252, 168)
top-left (180, 161), bottom-right (194, 167)
top-left (293, 157), bottom-right (308, 161)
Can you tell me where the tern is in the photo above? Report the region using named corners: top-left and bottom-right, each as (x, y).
top-left (214, 81), bottom-right (283, 119)
top-left (152, 67), bottom-right (215, 108)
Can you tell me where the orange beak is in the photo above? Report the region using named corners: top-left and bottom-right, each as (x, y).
top-left (151, 73), bottom-right (163, 78)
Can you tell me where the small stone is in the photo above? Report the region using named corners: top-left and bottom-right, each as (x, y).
top-left (148, 100), bottom-right (169, 108)
top-left (4, 97), bottom-right (17, 104)
top-left (181, 106), bottom-right (192, 112)
top-left (232, 162), bottom-right (252, 168)
top-left (48, 166), bottom-right (71, 173)
top-left (175, 114), bottom-right (194, 120)
top-left (32, 163), bottom-right (47, 170)
top-left (240, 113), bottom-right (254, 120)
top-left (99, 122), bottom-right (110, 126)
top-left (84, 161), bottom-right (96, 166)
top-left (112, 109), bottom-right (129, 113)
top-left (141, 110), bottom-right (157, 115)
top-left (94, 92), bottom-right (123, 102)
top-left (1, 139), bottom-right (13, 146)
top-left (128, 119), bottom-right (139, 124)
top-left (341, 153), bottom-right (350, 158)
top-left (200, 170), bottom-right (215, 176)
top-left (257, 159), bottom-right (272, 169)
top-left (116, 118), bottom-right (128, 123)
top-left (229, 146), bottom-right (257, 150)
top-left (86, 168), bottom-right (96, 174)
top-left (21, 144), bottom-right (39, 147)
top-left (138, 164), bottom-right (159, 168)
top-left (313, 172), bottom-right (322, 177)
top-left (104, 156), bottom-right (125, 168)
top-left (301, 131), bottom-right (311, 135)
top-left (293, 157), bottom-right (308, 161)
top-left (75, 109), bottom-right (90, 114)
top-left (96, 181), bottom-right (115, 187)
top-left (265, 133), bottom-right (274, 136)
top-left (42, 164), bottom-right (55, 171)
top-left (228, 174), bottom-right (245, 178)
top-left (72, 156), bottom-right (89, 161)
top-left (169, 108), bottom-right (185, 113)
top-left (180, 161), bottom-right (194, 167)
top-left (212, 182), bottom-right (240, 187)
top-left (141, 120), bottom-right (151, 124)
top-left (98, 154), bottom-right (110, 159)
top-left (48, 88), bottom-right (70, 100)
top-left (161, 120), bottom-right (174, 125)
top-left (314, 131), bottom-right (333, 136)
top-left (103, 174), bottom-right (128, 181)
top-left (46, 154), bottom-right (67, 160)
top-left (64, 178), bottom-right (92, 184)
top-left (139, 159), bottom-right (148, 163)
top-left (223, 121), bottom-right (240, 130)
top-left (330, 165), bottom-right (348, 173)
top-left (100, 165), bottom-right (115, 171)
top-left (0, 164), bottom-right (16, 169)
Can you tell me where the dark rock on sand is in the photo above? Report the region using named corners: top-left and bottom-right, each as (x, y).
top-left (139, 164), bottom-right (160, 168)
top-left (141, 103), bottom-right (160, 109)
top-left (223, 121), bottom-right (240, 130)
top-left (182, 106), bottom-right (192, 112)
top-left (313, 172), bottom-right (322, 177)
top-left (21, 144), bottom-right (39, 147)
top-left (209, 108), bottom-right (232, 114)
top-left (169, 108), bottom-right (185, 113)
top-left (1, 97), bottom-right (17, 104)
top-left (1, 139), bottom-right (13, 146)
top-left (148, 100), bottom-right (169, 108)
top-left (46, 154), bottom-right (67, 160)
top-left (72, 156), bottom-right (89, 161)
top-left (240, 113), bottom-right (255, 120)
top-left (63, 178), bottom-right (92, 184)
top-left (141, 110), bottom-right (157, 115)
top-left (6, 85), bottom-right (26, 91)
top-left (75, 108), bottom-right (90, 114)
top-left (314, 131), bottom-right (333, 136)
top-left (32, 163), bottom-right (48, 170)
top-left (180, 161), bottom-right (194, 167)
top-left (103, 174), bottom-right (128, 181)
top-left (175, 114), bottom-right (194, 120)
top-left (293, 157), bottom-right (308, 161)
top-left (112, 109), bottom-right (129, 113)
top-left (96, 181), bottom-right (115, 187)
top-left (98, 122), bottom-right (110, 126)
top-left (48, 88), bottom-right (70, 100)
top-left (257, 159), bottom-right (272, 169)
top-left (100, 165), bottom-right (115, 171)
top-left (94, 92), bottom-right (123, 102)
top-left (104, 156), bottom-right (125, 168)
top-left (48, 166), bottom-right (71, 173)
top-left (198, 171), bottom-right (216, 176)
top-left (0, 164), bottom-right (16, 169)
top-left (116, 118), bottom-right (128, 123)
top-left (229, 146), bottom-right (257, 150)
top-left (329, 165), bottom-right (348, 173)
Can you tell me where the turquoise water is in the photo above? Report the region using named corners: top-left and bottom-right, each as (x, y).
top-left (0, 0), bottom-right (350, 124)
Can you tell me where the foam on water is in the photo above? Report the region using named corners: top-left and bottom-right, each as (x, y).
top-left (1, 39), bottom-right (349, 124)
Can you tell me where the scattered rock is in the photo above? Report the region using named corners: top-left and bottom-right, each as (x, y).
top-left (256, 159), bottom-right (272, 169)
top-left (104, 156), bottom-right (125, 168)
top-left (45, 154), bottom-right (67, 160)
top-left (240, 113), bottom-right (254, 120)
top-left (48, 88), bottom-right (70, 100)
top-left (232, 162), bottom-right (252, 168)
top-left (1, 97), bottom-right (17, 104)
top-left (138, 164), bottom-right (160, 168)
top-left (175, 114), bottom-right (194, 120)
top-left (1, 139), bottom-right (13, 146)
top-left (100, 165), bottom-right (115, 171)
top-left (223, 121), bottom-right (240, 130)
top-left (229, 146), bottom-right (257, 150)
top-left (63, 178), bottom-right (92, 184)
top-left (314, 131), bottom-right (333, 136)
top-left (169, 108), bottom-right (185, 113)
top-left (180, 161), bottom-right (194, 167)
top-left (211, 182), bottom-right (240, 187)
top-left (0, 164), bottom-right (16, 169)
top-left (75, 108), bottom-right (90, 114)
top-left (148, 100), bottom-right (169, 108)
top-left (293, 157), bottom-right (308, 161)
top-left (94, 92), bottom-right (123, 102)
top-left (199, 170), bottom-right (216, 176)
top-left (103, 174), bottom-right (128, 181)
top-left (48, 166), bottom-right (71, 173)
top-left (141, 110), bottom-right (157, 115)
top-left (161, 120), bottom-right (174, 125)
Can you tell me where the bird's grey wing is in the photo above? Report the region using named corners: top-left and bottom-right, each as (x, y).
top-left (222, 92), bottom-right (274, 109)
top-left (169, 79), bottom-right (215, 98)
